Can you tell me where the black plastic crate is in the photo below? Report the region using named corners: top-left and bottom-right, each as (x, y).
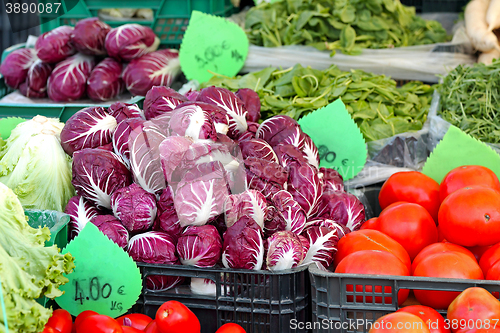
top-left (309, 265), bottom-right (500, 333)
top-left (133, 263), bottom-right (311, 333)
top-left (401, 0), bottom-right (468, 12)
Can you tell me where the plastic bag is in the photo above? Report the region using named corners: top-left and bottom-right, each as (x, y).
top-left (25, 209), bottom-right (70, 248)
top-left (243, 26), bottom-right (475, 83)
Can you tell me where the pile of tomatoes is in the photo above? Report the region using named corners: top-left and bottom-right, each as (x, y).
top-left (370, 287), bottom-right (500, 333)
top-left (40, 300), bottom-right (246, 333)
top-left (334, 165), bottom-right (500, 309)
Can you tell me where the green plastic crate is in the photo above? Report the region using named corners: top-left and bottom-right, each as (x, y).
top-left (0, 44), bottom-right (144, 122)
top-left (24, 209), bottom-right (70, 307)
top-left (38, 0), bottom-right (238, 48)
top-left (25, 209), bottom-right (70, 249)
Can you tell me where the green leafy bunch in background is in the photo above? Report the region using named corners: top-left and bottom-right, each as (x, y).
top-left (245, 0), bottom-right (448, 55)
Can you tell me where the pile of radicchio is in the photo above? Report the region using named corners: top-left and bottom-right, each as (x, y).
top-left (0, 19), bottom-right (179, 102)
top-left (62, 85), bottom-right (366, 294)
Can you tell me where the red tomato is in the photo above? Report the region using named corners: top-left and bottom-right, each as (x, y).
top-left (335, 250), bottom-right (410, 305)
top-left (411, 243), bottom-right (476, 274)
top-left (76, 315), bottom-right (123, 333)
top-left (379, 171), bottom-right (440, 223)
top-left (467, 245), bottom-right (493, 262)
top-left (215, 323), bottom-right (247, 333)
top-left (439, 187), bottom-right (500, 247)
top-left (373, 203), bottom-right (438, 260)
top-left (74, 310), bottom-right (99, 330)
top-left (41, 326), bottom-right (58, 333)
top-left (439, 165), bottom-right (500, 203)
top-left (447, 287), bottom-right (500, 333)
top-left (116, 314), bottom-right (152, 331)
top-left (413, 252), bottom-right (484, 309)
top-left (334, 229), bottom-right (411, 271)
top-left (479, 243), bottom-right (500, 276)
top-left (46, 309), bottom-right (72, 333)
top-left (143, 321), bottom-right (160, 333)
top-left (121, 327), bottom-right (143, 333)
top-left (360, 217), bottom-right (378, 230)
top-left (397, 305), bottom-right (450, 333)
top-left (156, 300), bottom-right (201, 333)
top-left (369, 312), bottom-right (430, 333)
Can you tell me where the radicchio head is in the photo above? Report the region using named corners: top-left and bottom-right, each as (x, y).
top-left (105, 24), bottom-right (159, 61)
top-left (71, 18), bottom-right (111, 56)
top-left (35, 26), bottom-right (76, 63)
top-left (222, 216), bottom-right (264, 270)
top-left (0, 48), bottom-right (37, 89)
top-left (91, 215), bottom-right (129, 249)
top-left (315, 192), bottom-right (366, 232)
top-left (176, 225), bottom-right (222, 267)
top-left (143, 86), bottom-right (188, 120)
top-left (266, 230), bottom-right (305, 271)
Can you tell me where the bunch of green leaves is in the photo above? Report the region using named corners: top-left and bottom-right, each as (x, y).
top-left (203, 64), bottom-right (434, 141)
top-left (0, 182), bottom-right (75, 333)
top-left (245, 0), bottom-right (448, 55)
top-left (437, 61), bottom-right (500, 144)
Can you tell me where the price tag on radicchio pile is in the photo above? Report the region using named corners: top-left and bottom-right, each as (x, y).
top-left (298, 99), bottom-right (367, 180)
top-left (56, 223), bottom-right (142, 317)
top-left (179, 10), bottom-right (249, 84)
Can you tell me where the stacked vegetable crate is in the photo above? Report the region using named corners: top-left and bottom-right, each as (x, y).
top-left (309, 265), bottom-right (500, 333)
top-left (132, 264), bottom-right (310, 333)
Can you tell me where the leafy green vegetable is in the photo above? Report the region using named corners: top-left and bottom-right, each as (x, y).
top-left (0, 182), bottom-right (75, 333)
top-left (437, 60), bottom-right (500, 144)
top-left (0, 116), bottom-right (75, 211)
top-left (245, 0), bottom-right (448, 55)
top-left (203, 64), bottom-right (434, 141)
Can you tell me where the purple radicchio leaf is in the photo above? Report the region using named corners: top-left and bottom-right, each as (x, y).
top-left (60, 106), bottom-right (117, 156)
top-left (244, 157), bottom-right (288, 199)
top-left (0, 48), bottom-right (37, 89)
top-left (143, 86), bottom-right (188, 120)
top-left (105, 24), bottom-right (160, 62)
top-left (72, 148), bottom-right (132, 209)
top-left (315, 192), bottom-right (366, 232)
top-left (274, 143), bottom-right (309, 168)
top-left (300, 226), bottom-right (339, 270)
top-left (112, 118), bottom-right (145, 168)
top-left (266, 230), bottom-right (305, 271)
top-left (236, 121), bottom-right (259, 143)
top-left (110, 183), bottom-right (158, 233)
top-left (86, 57), bottom-right (125, 102)
top-left (71, 17), bottom-right (111, 56)
top-left (35, 26), bottom-right (76, 63)
top-left (20, 59), bottom-right (53, 98)
top-left (222, 216), bottom-right (264, 270)
top-left (271, 190), bottom-right (307, 235)
top-left (176, 101), bottom-right (230, 136)
top-left (91, 215), bottom-right (129, 249)
top-left (305, 218), bottom-right (351, 239)
top-left (173, 161), bottom-right (230, 227)
top-left (108, 102), bottom-right (145, 123)
top-left (298, 234), bottom-right (310, 254)
top-left (238, 138), bottom-right (278, 164)
top-left (320, 167), bottom-right (345, 193)
top-left (196, 86), bottom-right (248, 139)
top-left (263, 206), bottom-right (287, 238)
top-left (176, 225), bottom-right (222, 267)
top-left (235, 88), bottom-right (261, 123)
top-left (287, 160), bottom-right (324, 218)
top-left (168, 102), bottom-right (217, 142)
top-left (65, 195), bottom-right (98, 240)
top-left (122, 49), bottom-right (180, 96)
top-left (128, 121), bottom-right (169, 194)
top-left (224, 189), bottom-right (268, 230)
top-left (256, 115), bottom-right (299, 143)
top-left (158, 136), bottom-right (194, 186)
top-left (146, 272), bottom-right (184, 292)
top-left (153, 186), bottom-right (183, 240)
top-left (47, 53), bottom-right (96, 102)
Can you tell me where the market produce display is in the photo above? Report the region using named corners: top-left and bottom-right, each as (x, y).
top-left (246, 0), bottom-right (448, 54)
top-left (0, 183), bottom-right (74, 333)
top-left (436, 61), bottom-right (500, 144)
top-left (204, 64), bottom-right (433, 141)
top-left (56, 85), bottom-right (364, 296)
top-left (0, 19), bottom-right (180, 102)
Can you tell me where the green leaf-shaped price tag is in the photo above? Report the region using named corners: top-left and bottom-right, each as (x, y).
top-left (179, 10), bottom-right (249, 84)
top-left (298, 99), bottom-right (367, 180)
top-left (55, 223), bottom-right (142, 317)
top-left (422, 125), bottom-right (500, 183)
